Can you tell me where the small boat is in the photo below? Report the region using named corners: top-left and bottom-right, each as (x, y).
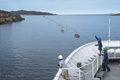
top-left (0, 14), bottom-right (10, 18)
top-left (53, 19), bottom-right (120, 80)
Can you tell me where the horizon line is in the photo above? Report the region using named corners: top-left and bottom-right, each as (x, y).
top-left (0, 9), bottom-right (119, 15)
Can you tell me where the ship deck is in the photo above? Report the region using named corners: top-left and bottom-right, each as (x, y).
top-left (103, 60), bottom-right (120, 80)
top-left (54, 41), bottom-right (120, 80)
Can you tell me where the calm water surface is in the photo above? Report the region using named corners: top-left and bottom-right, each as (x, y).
top-left (0, 15), bottom-right (120, 80)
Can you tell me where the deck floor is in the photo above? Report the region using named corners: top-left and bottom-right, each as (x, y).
top-left (103, 60), bottom-right (120, 80)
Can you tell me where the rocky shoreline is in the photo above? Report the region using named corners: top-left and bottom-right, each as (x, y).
top-left (0, 10), bottom-right (57, 25)
top-left (0, 15), bottom-right (25, 25)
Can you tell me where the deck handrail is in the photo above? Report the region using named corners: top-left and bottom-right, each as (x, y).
top-left (54, 40), bottom-right (120, 80)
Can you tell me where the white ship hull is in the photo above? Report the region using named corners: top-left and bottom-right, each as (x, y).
top-left (54, 40), bottom-right (120, 80)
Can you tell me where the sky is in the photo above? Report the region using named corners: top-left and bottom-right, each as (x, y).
top-left (0, 0), bottom-right (120, 14)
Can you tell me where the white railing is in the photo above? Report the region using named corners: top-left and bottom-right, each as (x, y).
top-left (56, 52), bottom-right (120, 80)
top-left (79, 56), bottom-right (102, 80)
top-left (55, 56), bottom-right (102, 80)
top-left (54, 41), bottom-right (120, 80)
top-left (54, 68), bottom-right (81, 80)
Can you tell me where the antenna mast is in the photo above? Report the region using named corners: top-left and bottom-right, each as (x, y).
top-left (109, 18), bottom-right (111, 41)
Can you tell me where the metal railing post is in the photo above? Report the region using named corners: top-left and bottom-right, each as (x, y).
top-left (114, 49), bottom-right (115, 58)
top-left (79, 69), bottom-right (81, 80)
top-left (92, 61), bottom-right (94, 78)
top-left (101, 55), bottom-right (102, 64)
top-left (97, 56), bottom-right (98, 70)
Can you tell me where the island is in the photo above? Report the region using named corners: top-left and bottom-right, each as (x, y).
top-left (114, 13), bottom-right (120, 16)
top-left (0, 10), bottom-right (56, 25)
top-left (11, 10), bottom-right (56, 15)
top-left (110, 13), bottom-right (120, 16)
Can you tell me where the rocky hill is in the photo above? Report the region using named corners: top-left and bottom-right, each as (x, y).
top-left (11, 10), bottom-right (56, 15)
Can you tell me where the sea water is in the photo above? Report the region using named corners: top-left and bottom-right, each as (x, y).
top-left (0, 15), bottom-right (120, 80)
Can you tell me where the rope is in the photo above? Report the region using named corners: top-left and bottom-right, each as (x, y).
top-left (43, 16), bottom-right (93, 41)
top-left (43, 16), bottom-right (64, 29)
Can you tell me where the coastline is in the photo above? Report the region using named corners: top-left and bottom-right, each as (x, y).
top-left (0, 10), bottom-right (56, 25)
top-left (0, 15), bottom-right (25, 25)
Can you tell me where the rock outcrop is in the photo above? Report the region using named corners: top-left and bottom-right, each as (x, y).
top-left (0, 16), bottom-right (25, 25)
top-left (0, 10), bottom-right (25, 25)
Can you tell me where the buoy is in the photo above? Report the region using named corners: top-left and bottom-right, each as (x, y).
top-left (75, 34), bottom-right (80, 38)
top-left (61, 29), bottom-right (64, 33)
top-left (43, 16), bottom-right (82, 39)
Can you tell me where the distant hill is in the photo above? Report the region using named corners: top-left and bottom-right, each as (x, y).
top-left (11, 10), bottom-right (56, 15)
top-left (115, 13), bottom-right (120, 16)
top-left (0, 10), bottom-right (9, 14)
top-left (110, 13), bottom-right (120, 16)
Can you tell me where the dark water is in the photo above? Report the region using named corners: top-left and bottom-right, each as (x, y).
top-left (0, 15), bottom-right (120, 80)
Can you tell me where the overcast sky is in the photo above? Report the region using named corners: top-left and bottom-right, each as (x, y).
top-left (0, 0), bottom-right (120, 14)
